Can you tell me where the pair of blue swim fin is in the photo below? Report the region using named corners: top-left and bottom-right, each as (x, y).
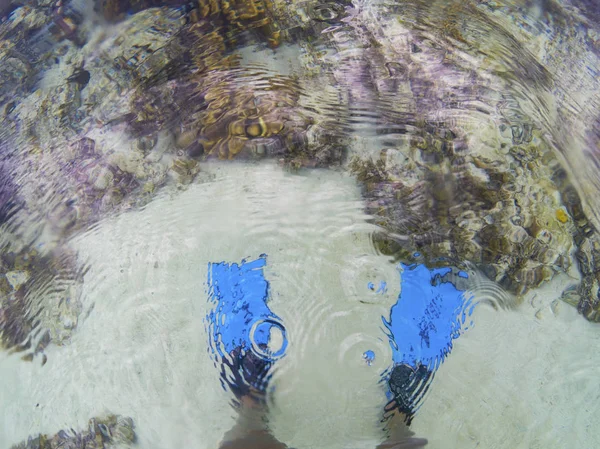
top-left (206, 255), bottom-right (476, 421)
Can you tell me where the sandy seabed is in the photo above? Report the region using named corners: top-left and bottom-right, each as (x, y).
top-left (1, 162), bottom-right (599, 449)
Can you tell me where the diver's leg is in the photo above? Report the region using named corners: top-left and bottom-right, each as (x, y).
top-left (218, 384), bottom-right (289, 449)
top-left (374, 363), bottom-right (432, 449)
top-left (217, 348), bottom-right (290, 449)
top-left (219, 425), bottom-right (288, 449)
top-left (375, 439), bottom-right (429, 449)
top-left (217, 354), bottom-right (428, 449)
top-left (208, 257), bottom-right (290, 448)
top-left (375, 406), bottom-right (428, 449)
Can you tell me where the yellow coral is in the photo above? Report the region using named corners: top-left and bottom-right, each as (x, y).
top-left (556, 208), bottom-right (569, 223)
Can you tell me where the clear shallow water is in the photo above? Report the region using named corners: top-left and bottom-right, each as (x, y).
top-left (1, 164), bottom-right (387, 447)
top-left (1, 163), bottom-right (599, 449)
top-left (1, 0), bottom-right (600, 447)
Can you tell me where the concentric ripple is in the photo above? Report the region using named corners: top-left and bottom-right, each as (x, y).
top-left (205, 256), bottom-right (287, 399)
top-left (339, 253), bottom-right (402, 306)
top-left (377, 263), bottom-right (477, 422)
top-left (1, 0), bottom-right (600, 448)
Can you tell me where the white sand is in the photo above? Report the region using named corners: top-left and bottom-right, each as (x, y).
top-left (1, 162), bottom-right (599, 449)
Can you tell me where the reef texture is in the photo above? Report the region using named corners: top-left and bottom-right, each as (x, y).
top-left (0, 0), bottom-right (599, 367)
top-left (0, 245), bottom-right (83, 362)
top-left (295, 0), bottom-right (600, 319)
top-left (97, 0), bottom-right (282, 45)
top-left (349, 135), bottom-right (574, 297)
top-left (10, 415), bottom-right (135, 449)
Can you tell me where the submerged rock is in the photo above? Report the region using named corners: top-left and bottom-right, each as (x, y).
top-left (296, 0), bottom-right (600, 320)
top-left (0, 0), bottom-right (599, 367)
top-left (0, 245), bottom-right (84, 361)
top-left (10, 414), bottom-right (136, 449)
top-left (96, 0), bottom-right (281, 46)
top-left (349, 134), bottom-right (574, 298)
top-left (129, 70), bottom-right (343, 166)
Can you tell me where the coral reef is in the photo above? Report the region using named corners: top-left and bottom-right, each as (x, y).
top-left (96, 0), bottom-right (281, 46)
top-left (129, 70), bottom-right (343, 165)
top-left (0, 0), bottom-right (599, 366)
top-left (10, 415), bottom-right (135, 449)
top-left (349, 133), bottom-right (574, 297)
top-left (0, 244), bottom-right (83, 362)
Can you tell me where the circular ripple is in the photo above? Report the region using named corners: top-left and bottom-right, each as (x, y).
top-left (339, 254), bottom-right (401, 305)
top-left (337, 332), bottom-right (393, 375)
top-left (250, 318), bottom-right (288, 361)
top-left (462, 264), bottom-right (516, 312)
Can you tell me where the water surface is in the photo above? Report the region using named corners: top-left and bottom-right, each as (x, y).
top-left (1, 0), bottom-right (600, 448)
